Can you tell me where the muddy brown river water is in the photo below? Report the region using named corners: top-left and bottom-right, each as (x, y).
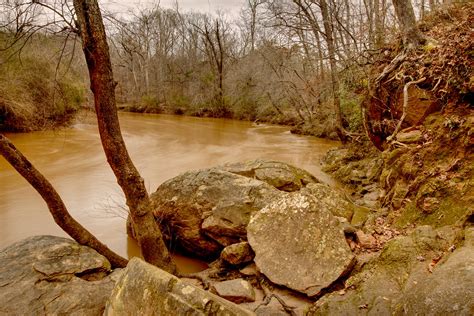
top-left (0, 112), bottom-right (339, 272)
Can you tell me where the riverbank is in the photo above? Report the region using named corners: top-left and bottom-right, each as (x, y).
top-left (320, 0), bottom-right (473, 254)
top-left (117, 102), bottom-right (344, 140)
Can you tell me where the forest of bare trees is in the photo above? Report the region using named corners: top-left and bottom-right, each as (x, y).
top-left (0, 0), bottom-right (440, 138)
top-left (107, 0), bottom-right (437, 138)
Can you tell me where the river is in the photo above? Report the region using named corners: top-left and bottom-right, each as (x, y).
top-left (0, 112), bottom-right (339, 272)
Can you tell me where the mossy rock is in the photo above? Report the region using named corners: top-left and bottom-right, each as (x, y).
top-left (310, 226), bottom-right (447, 315)
top-left (395, 198), bottom-right (471, 228)
top-left (351, 207), bottom-right (372, 227)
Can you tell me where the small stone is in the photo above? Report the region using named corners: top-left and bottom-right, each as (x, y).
top-left (239, 263), bottom-right (258, 276)
top-left (416, 255), bottom-right (426, 261)
top-left (356, 230), bottom-right (378, 249)
top-left (211, 279), bottom-right (256, 303)
top-left (220, 242), bottom-right (255, 266)
top-left (422, 197), bottom-right (440, 214)
top-left (351, 207), bottom-right (371, 227)
top-left (396, 130), bottom-right (423, 143)
top-left (363, 190), bottom-right (380, 202)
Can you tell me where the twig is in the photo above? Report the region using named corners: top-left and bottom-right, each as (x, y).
top-left (386, 77), bottom-right (426, 142)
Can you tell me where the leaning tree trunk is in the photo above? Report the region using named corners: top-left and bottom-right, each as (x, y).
top-left (73, 0), bottom-right (175, 273)
top-left (0, 135), bottom-right (128, 268)
top-left (392, 0), bottom-right (425, 47)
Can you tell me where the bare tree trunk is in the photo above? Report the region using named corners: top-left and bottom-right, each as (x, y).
top-left (392, 0), bottom-right (426, 47)
top-left (0, 134), bottom-right (128, 268)
top-left (215, 21), bottom-right (225, 108)
top-left (294, 0), bottom-right (325, 78)
top-left (374, 0), bottom-right (384, 48)
top-left (363, 0), bottom-right (375, 48)
top-left (319, 0), bottom-right (347, 143)
top-left (420, 0), bottom-right (426, 19)
top-left (73, 0), bottom-right (175, 273)
top-left (199, 19), bottom-right (226, 109)
top-left (248, 0), bottom-right (259, 52)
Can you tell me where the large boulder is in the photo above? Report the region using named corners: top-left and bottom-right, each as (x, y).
top-left (151, 168), bottom-right (283, 258)
top-left (148, 160), bottom-right (319, 258)
top-left (0, 235), bottom-right (121, 315)
top-left (105, 258), bottom-right (254, 315)
top-left (247, 190), bottom-right (356, 297)
top-left (302, 183), bottom-right (366, 221)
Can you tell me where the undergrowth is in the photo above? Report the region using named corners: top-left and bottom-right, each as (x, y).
top-left (0, 35), bottom-right (86, 132)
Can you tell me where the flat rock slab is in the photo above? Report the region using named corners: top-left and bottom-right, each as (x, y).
top-left (247, 191), bottom-right (355, 296)
top-left (0, 235), bottom-right (119, 315)
top-left (220, 159), bottom-right (319, 192)
top-left (105, 258), bottom-right (254, 315)
top-left (211, 278), bottom-right (256, 303)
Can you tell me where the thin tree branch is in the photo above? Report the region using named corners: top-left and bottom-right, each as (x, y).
top-left (0, 134), bottom-right (128, 268)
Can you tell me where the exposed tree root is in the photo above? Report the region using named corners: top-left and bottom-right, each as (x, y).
top-left (255, 273), bottom-right (298, 316)
top-left (386, 77), bottom-right (426, 142)
top-left (374, 51), bottom-right (408, 86)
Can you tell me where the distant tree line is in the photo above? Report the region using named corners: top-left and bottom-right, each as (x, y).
top-left (108, 0), bottom-right (439, 138)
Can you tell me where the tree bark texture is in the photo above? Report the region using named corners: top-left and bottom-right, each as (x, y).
top-left (72, 0), bottom-right (175, 273)
top-left (392, 0), bottom-right (425, 47)
top-left (0, 134), bottom-right (128, 268)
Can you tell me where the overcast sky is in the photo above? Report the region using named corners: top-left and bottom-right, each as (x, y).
top-left (102, 0), bottom-right (246, 16)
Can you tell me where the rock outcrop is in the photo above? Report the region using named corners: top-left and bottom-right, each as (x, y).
top-left (311, 225), bottom-right (474, 315)
top-left (395, 244), bottom-right (474, 315)
top-left (247, 191), bottom-right (356, 297)
top-left (0, 235), bottom-right (120, 315)
top-left (105, 258), bottom-right (254, 315)
top-left (148, 160), bottom-right (320, 258)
